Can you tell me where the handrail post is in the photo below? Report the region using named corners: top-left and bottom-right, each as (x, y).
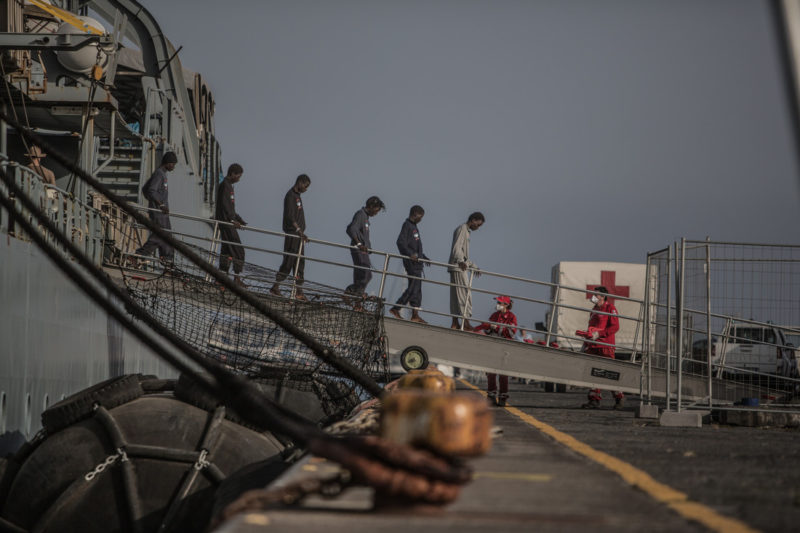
top-left (377, 253), bottom-right (390, 300)
top-left (290, 239), bottom-right (304, 299)
top-left (461, 269), bottom-right (475, 331)
top-left (205, 221), bottom-right (219, 282)
top-left (545, 285), bottom-right (560, 345)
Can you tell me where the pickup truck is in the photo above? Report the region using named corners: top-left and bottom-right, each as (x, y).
top-left (693, 325), bottom-right (799, 378)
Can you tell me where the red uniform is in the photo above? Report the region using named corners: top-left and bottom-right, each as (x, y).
top-left (475, 309), bottom-right (517, 402)
top-left (583, 301), bottom-right (619, 357)
top-left (583, 301), bottom-right (623, 402)
top-left (474, 310), bottom-right (518, 339)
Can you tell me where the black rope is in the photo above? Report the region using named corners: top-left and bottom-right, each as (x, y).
top-left (0, 110), bottom-right (384, 399)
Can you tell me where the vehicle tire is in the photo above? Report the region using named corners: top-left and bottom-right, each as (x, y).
top-left (400, 345), bottom-right (429, 372)
top-left (41, 375), bottom-right (143, 434)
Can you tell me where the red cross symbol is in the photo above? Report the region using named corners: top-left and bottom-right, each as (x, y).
top-left (586, 270), bottom-right (630, 304)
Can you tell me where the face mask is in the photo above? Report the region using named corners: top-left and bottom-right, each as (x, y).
top-left (590, 295), bottom-right (599, 305)
top-left (496, 303), bottom-right (504, 311)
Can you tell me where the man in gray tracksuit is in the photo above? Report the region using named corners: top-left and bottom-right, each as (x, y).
top-left (345, 196), bottom-right (385, 297)
top-left (448, 212), bottom-right (485, 330)
top-left (135, 151), bottom-right (178, 263)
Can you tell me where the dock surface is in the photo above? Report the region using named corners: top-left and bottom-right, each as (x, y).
top-left (217, 381), bottom-right (800, 532)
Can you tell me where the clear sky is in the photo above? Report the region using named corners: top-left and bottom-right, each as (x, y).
top-left (141, 0), bottom-right (799, 325)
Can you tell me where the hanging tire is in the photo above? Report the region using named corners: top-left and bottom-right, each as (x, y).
top-left (1, 385), bottom-right (286, 533)
top-left (41, 375), bottom-right (143, 434)
top-left (174, 373), bottom-right (339, 428)
top-left (400, 345), bottom-right (429, 372)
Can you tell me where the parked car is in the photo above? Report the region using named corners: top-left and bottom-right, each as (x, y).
top-left (708, 325), bottom-right (797, 378)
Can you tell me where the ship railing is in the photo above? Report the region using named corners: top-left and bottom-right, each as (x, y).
top-left (0, 157), bottom-right (105, 263)
top-left (113, 204), bottom-right (648, 360)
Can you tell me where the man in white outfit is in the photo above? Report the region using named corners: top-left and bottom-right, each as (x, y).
top-left (448, 212), bottom-right (485, 330)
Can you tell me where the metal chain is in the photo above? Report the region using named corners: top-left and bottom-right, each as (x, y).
top-left (193, 449), bottom-right (210, 471)
top-left (84, 447), bottom-right (129, 481)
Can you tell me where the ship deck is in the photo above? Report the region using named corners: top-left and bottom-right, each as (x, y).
top-left (215, 380), bottom-right (800, 533)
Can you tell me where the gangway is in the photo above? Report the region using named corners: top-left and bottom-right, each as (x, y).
top-left (110, 207), bottom-right (799, 407)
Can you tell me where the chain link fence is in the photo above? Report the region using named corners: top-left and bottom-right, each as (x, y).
top-left (645, 240), bottom-right (800, 411)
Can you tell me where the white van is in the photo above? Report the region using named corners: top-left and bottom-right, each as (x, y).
top-left (711, 325), bottom-right (797, 378)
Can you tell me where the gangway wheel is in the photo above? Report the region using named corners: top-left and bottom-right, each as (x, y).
top-left (400, 345), bottom-right (429, 372)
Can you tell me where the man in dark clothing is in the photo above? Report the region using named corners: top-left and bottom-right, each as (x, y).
top-left (134, 151), bottom-right (177, 263)
top-left (215, 163), bottom-right (247, 286)
top-left (389, 205), bottom-right (430, 323)
top-left (345, 196), bottom-right (385, 298)
top-left (270, 174), bottom-right (310, 300)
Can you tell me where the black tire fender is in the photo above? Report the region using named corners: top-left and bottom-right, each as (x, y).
top-left (41, 375), bottom-right (143, 433)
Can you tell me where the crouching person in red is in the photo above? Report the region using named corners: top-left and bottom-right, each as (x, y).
top-left (474, 295), bottom-right (517, 407)
top-left (580, 286), bottom-right (624, 410)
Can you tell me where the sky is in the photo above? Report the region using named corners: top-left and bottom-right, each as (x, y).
top-left (140, 0), bottom-right (800, 326)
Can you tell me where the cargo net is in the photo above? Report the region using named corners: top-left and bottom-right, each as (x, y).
top-left (121, 246), bottom-right (389, 420)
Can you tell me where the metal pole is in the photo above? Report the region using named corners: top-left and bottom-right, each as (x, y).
top-left (705, 239), bottom-right (712, 408)
top-left (1, 104), bottom-right (6, 231)
top-left (205, 221), bottom-right (219, 282)
top-left (545, 285), bottom-right (560, 346)
top-left (290, 239), bottom-right (304, 299)
top-left (676, 237), bottom-right (686, 413)
top-left (666, 244), bottom-right (673, 412)
top-left (643, 255), bottom-right (652, 403)
top-left (461, 269), bottom-right (475, 331)
top-left (377, 253), bottom-right (390, 300)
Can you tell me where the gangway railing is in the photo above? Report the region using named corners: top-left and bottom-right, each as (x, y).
top-left (115, 204), bottom-right (647, 358)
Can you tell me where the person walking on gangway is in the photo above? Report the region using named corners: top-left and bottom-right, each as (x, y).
top-left (345, 196), bottom-right (385, 303)
top-left (389, 205), bottom-right (430, 323)
top-left (271, 174), bottom-right (310, 300)
top-left (215, 163), bottom-right (247, 287)
top-left (474, 295), bottom-right (518, 406)
top-left (448, 212), bottom-right (484, 330)
top-left (579, 286), bottom-right (624, 409)
top-left (134, 151), bottom-right (177, 265)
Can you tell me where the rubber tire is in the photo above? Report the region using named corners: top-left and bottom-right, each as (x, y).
top-left (400, 345), bottom-right (429, 372)
top-left (41, 375), bottom-right (143, 434)
top-left (174, 374), bottom-right (324, 430)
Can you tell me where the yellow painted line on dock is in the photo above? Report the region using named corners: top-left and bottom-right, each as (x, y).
top-left (460, 380), bottom-right (759, 533)
top-left (473, 471), bottom-right (552, 482)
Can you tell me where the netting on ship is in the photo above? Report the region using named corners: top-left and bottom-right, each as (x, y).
top-left (120, 246), bottom-right (389, 421)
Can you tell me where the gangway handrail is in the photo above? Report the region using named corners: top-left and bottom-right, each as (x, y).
top-left (135, 206), bottom-right (647, 327)
top-left (131, 203), bottom-right (648, 304)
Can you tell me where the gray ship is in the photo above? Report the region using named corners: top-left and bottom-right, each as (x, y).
top-left (0, 0), bottom-right (222, 449)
